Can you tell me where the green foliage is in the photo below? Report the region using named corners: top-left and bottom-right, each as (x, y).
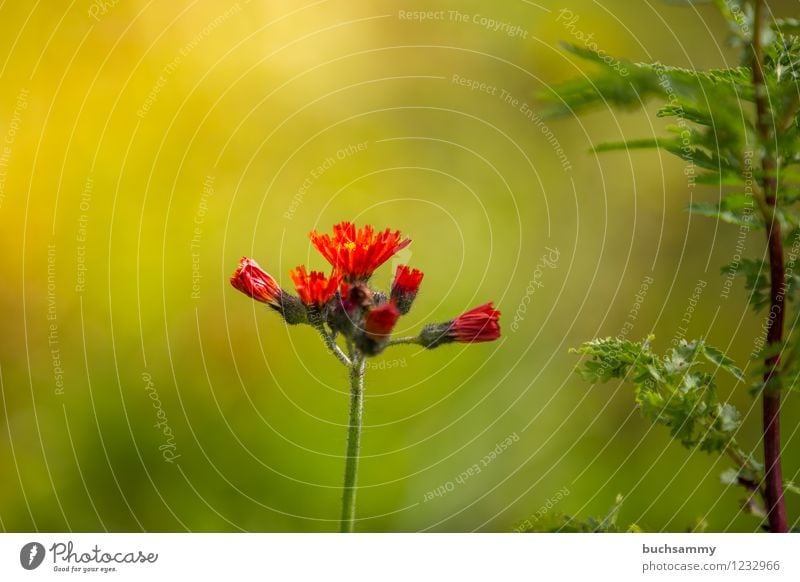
top-left (518, 495), bottom-right (642, 533)
top-left (553, 0), bottom-right (800, 532)
top-left (573, 335), bottom-right (766, 519)
top-left (762, 328), bottom-right (800, 395)
top-left (742, 336), bottom-right (800, 396)
top-left (545, 44), bottom-right (752, 171)
top-left (723, 254), bottom-right (800, 314)
top-left (543, 15), bottom-right (800, 232)
top-left (724, 258), bottom-right (771, 311)
top-left (688, 194), bottom-right (759, 228)
top-left (573, 336), bottom-right (747, 455)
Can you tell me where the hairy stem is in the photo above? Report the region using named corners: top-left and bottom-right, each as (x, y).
top-left (752, 0), bottom-right (788, 533)
top-left (340, 356), bottom-right (365, 532)
top-left (312, 321), bottom-right (351, 366)
top-left (386, 336), bottom-right (421, 347)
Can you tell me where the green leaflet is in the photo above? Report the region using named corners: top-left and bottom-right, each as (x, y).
top-left (573, 337), bottom-right (744, 454)
top-left (688, 194), bottom-right (761, 228)
top-left (516, 494), bottom-right (642, 533)
top-left (720, 257), bottom-right (800, 312)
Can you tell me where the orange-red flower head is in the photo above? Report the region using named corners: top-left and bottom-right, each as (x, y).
top-left (391, 265), bottom-right (423, 314)
top-left (452, 303), bottom-right (501, 343)
top-left (309, 222), bottom-right (411, 282)
top-left (230, 257), bottom-right (282, 307)
top-left (290, 266), bottom-right (341, 308)
top-left (419, 302), bottom-right (501, 348)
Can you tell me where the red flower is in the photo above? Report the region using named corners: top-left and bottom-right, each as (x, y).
top-left (392, 265), bottom-right (423, 295)
top-left (309, 222), bottom-right (411, 281)
top-left (451, 303), bottom-right (501, 343)
top-left (391, 265), bottom-right (423, 314)
top-left (289, 266), bottom-right (341, 307)
top-left (364, 303), bottom-right (400, 341)
top-left (230, 257), bottom-right (282, 308)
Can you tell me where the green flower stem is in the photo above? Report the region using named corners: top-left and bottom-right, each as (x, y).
top-left (312, 321), bottom-right (351, 366)
top-left (340, 356), bottom-right (365, 532)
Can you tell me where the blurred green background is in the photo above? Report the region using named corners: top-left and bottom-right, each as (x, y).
top-left (1, 0), bottom-right (798, 532)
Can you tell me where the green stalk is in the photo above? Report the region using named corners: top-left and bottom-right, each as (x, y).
top-left (340, 356), bottom-right (366, 532)
top-left (312, 320), bottom-right (351, 366)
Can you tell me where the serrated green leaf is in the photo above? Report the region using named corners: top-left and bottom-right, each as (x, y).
top-left (575, 336), bottom-right (747, 457)
top-left (704, 345), bottom-right (746, 381)
top-left (688, 201), bottom-right (761, 227)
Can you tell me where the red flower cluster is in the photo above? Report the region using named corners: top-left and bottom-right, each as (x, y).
top-left (231, 222), bottom-right (500, 355)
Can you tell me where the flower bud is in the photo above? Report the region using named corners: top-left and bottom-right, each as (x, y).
top-left (230, 257), bottom-right (307, 325)
top-left (419, 303), bottom-right (501, 349)
top-left (355, 303), bottom-right (400, 356)
top-left (391, 265), bottom-right (423, 315)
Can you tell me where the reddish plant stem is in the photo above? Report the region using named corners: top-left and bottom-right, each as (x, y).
top-left (752, 0), bottom-right (788, 533)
